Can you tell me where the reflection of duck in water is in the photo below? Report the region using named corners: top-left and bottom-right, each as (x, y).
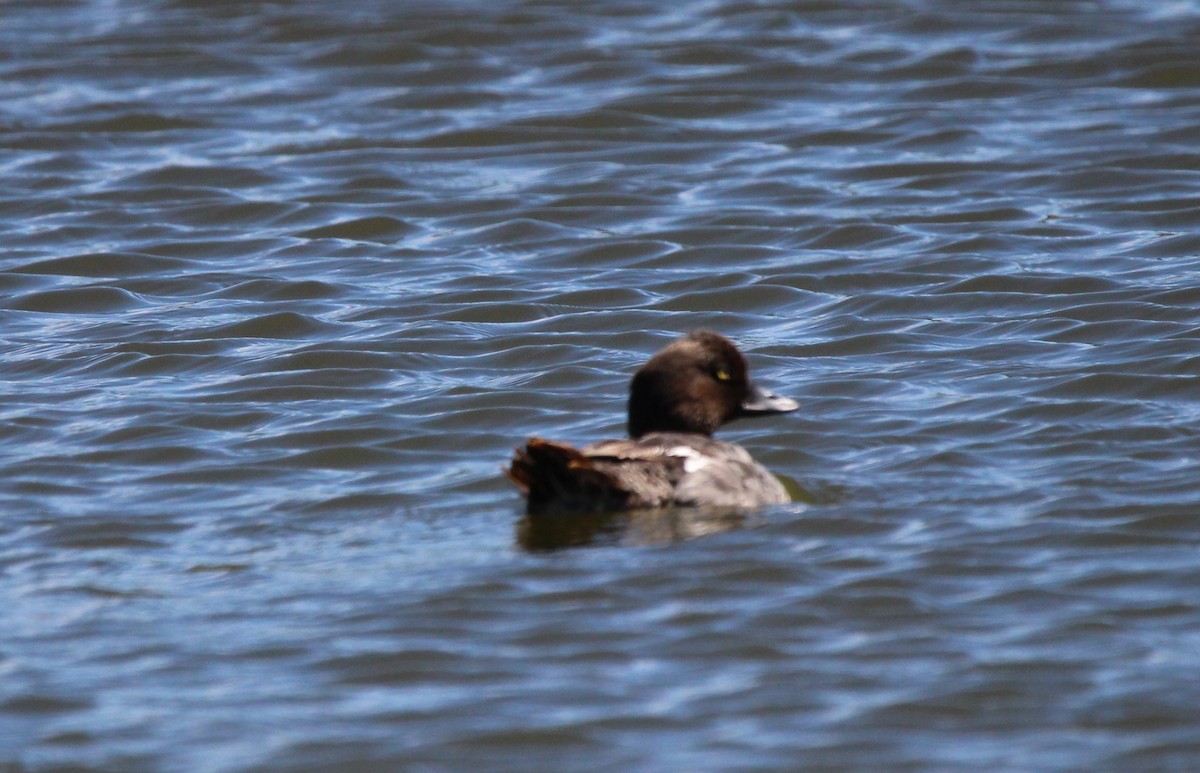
top-left (507, 331), bottom-right (798, 523)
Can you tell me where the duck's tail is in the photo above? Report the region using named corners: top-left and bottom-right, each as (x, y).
top-left (506, 437), bottom-right (630, 515)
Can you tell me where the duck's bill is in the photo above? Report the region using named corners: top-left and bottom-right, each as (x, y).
top-left (740, 383), bottom-right (799, 415)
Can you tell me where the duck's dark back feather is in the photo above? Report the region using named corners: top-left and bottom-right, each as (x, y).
top-left (508, 437), bottom-right (681, 515)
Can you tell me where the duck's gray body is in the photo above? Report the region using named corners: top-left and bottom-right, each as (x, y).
top-left (585, 433), bottom-right (789, 509)
top-left (510, 433), bottom-right (788, 515)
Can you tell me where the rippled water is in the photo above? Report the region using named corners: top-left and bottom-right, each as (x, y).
top-left (4, 0), bottom-right (1200, 770)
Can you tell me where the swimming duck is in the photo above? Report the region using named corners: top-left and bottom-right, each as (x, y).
top-left (507, 331), bottom-right (798, 515)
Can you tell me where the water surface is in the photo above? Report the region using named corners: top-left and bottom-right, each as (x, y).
top-left (4, 0), bottom-right (1200, 770)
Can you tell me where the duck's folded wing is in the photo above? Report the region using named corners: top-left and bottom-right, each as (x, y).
top-left (588, 434), bottom-right (789, 509)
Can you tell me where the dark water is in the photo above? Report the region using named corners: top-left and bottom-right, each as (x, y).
top-left (4, 0), bottom-right (1200, 769)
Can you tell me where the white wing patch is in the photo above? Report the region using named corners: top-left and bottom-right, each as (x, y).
top-left (667, 446), bottom-right (711, 474)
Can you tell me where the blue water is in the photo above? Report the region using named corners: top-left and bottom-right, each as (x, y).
top-left (4, 0), bottom-right (1200, 770)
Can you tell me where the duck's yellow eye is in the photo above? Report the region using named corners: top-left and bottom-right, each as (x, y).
top-left (715, 368), bottom-right (731, 381)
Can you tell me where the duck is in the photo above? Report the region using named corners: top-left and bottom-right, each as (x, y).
top-left (507, 331), bottom-right (798, 515)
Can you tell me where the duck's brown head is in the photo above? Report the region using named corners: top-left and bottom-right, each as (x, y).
top-left (627, 331), bottom-right (797, 438)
